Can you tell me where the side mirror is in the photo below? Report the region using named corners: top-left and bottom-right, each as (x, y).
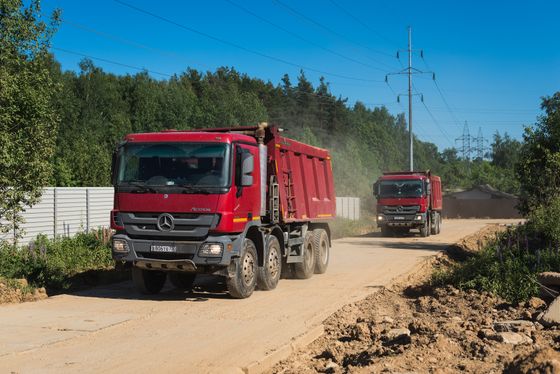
top-left (425, 180), bottom-right (432, 195)
top-left (241, 153), bottom-right (254, 187)
top-left (373, 181), bottom-right (379, 197)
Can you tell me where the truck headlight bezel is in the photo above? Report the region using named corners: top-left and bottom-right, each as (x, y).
top-left (198, 242), bottom-right (224, 257)
top-left (377, 215), bottom-right (384, 221)
top-left (112, 239), bottom-right (129, 253)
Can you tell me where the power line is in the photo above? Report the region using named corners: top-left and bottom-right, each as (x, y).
top-left (223, 0), bottom-right (387, 72)
top-left (412, 84), bottom-right (454, 147)
top-left (326, 0), bottom-right (399, 47)
top-left (52, 47), bottom-right (174, 77)
top-left (270, 0), bottom-right (398, 70)
top-left (113, 0), bottom-right (383, 83)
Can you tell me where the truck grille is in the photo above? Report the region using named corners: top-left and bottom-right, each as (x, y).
top-left (119, 212), bottom-right (220, 239)
top-left (383, 205), bottom-right (420, 214)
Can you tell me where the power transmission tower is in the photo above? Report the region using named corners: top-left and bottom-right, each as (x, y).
top-left (386, 26), bottom-right (434, 171)
top-left (473, 126), bottom-right (489, 160)
top-left (455, 121), bottom-right (473, 160)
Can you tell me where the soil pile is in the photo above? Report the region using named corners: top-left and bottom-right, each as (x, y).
top-left (271, 225), bottom-right (560, 374)
top-left (0, 278), bottom-right (46, 305)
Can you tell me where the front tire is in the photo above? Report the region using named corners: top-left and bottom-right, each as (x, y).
top-left (294, 232), bottom-right (315, 279)
top-left (132, 268), bottom-right (167, 294)
top-left (257, 236), bottom-right (282, 290)
top-left (226, 238), bottom-right (258, 299)
top-left (419, 217), bottom-right (430, 237)
top-left (313, 229), bottom-right (329, 274)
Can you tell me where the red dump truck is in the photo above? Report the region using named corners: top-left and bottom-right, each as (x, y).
top-left (373, 171), bottom-right (442, 237)
top-left (110, 123), bottom-right (335, 298)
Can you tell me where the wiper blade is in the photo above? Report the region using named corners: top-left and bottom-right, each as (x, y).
top-left (177, 184), bottom-right (211, 194)
top-left (123, 181), bottom-right (158, 193)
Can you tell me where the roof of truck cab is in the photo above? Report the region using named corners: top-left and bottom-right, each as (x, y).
top-left (123, 131), bottom-right (257, 144)
top-left (380, 174), bottom-right (426, 180)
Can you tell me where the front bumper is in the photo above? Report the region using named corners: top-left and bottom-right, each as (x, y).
top-left (111, 234), bottom-right (242, 272)
top-left (377, 213), bottom-right (427, 227)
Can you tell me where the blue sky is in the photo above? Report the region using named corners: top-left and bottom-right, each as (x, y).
top-left (43, 0), bottom-right (560, 152)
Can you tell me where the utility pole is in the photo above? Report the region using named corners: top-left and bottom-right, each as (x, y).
top-left (474, 126), bottom-right (489, 160)
top-left (407, 26), bottom-right (413, 172)
top-left (386, 27), bottom-right (433, 171)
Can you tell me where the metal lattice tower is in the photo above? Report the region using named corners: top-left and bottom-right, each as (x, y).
top-left (473, 126), bottom-right (489, 160)
top-left (455, 121), bottom-right (472, 160)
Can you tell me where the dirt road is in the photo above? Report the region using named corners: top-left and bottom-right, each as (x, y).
top-left (0, 219), bottom-right (518, 374)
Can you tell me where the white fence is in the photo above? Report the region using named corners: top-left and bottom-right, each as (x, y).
top-left (1, 187), bottom-right (114, 245)
top-left (336, 197), bottom-right (361, 220)
top-left (1, 188), bottom-right (360, 245)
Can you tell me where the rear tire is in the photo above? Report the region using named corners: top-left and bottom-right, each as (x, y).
top-left (226, 238), bottom-right (258, 299)
top-left (169, 272), bottom-right (196, 291)
top-left (294, 232), bottom-right (315, 279)
top-left (132, 268), bottom-right (167, 294)
top-left (313, 229), bottom-right (329, 274)
top-left (257, 236), bottom-right (282, 290)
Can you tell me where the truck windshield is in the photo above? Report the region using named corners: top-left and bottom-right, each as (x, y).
top-left (116, 143), bottom-right (231, 190)
top-left (379, 180), bottom-right (423, 198)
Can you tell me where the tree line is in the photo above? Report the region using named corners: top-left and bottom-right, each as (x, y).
top-left (0, 0), bottom-right (538, 236)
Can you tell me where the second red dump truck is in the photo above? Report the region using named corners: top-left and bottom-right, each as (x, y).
top-left (110, 123), bottom-right (335, 298)
top-left (373, 171), bottom-right (442, 237)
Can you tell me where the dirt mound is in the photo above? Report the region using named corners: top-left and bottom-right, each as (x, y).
top-left (0, 278), bottom-right (47, 305)
top-left (505, 348), bottom-right (560, 374)
top-left (270, 225), bottom-right (560, 374)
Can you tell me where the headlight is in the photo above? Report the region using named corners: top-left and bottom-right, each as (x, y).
top-left (113, 239), bottom-right (129, 253)
top-left (198, 243), bottom-right (224, 257)
top-left (377, 215), bottom-right (383, 221)
top-left (415, 215), bottom-right (423, 221)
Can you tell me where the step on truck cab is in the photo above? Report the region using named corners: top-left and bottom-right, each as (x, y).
top-left (373, 171), bottom-right (442, 237)
top-left (111, 123), bottom-right (336, 298)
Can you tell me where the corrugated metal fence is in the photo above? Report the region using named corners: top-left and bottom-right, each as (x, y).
top-left (1, 189), bottom-right (360, 245)
top-left (336, 197), bottom-right (360, 221)
top-left (1, 187), bottom-right (113, 245)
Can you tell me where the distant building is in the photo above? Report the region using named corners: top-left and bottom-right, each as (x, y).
top-left (443, 184), bottom-right (522, 219)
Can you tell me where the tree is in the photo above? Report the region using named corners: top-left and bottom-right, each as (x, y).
top-left (0, 0), bottom-right (61, 239)
top-left (516, 92), bottom-right (560, 215)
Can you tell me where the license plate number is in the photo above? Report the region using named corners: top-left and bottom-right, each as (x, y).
top-left (151, 245), bottom-right (176, 253)
top-left (393, 216), bottom-right (405, 220)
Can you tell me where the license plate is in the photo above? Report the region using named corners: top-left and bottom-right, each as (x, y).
top-left (151, 245), bottom-right (176, 253)
top-left (393, 216), bottom-right (405, 220)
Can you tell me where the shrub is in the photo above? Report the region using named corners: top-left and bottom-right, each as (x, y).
top-left (439, 224), bottom-right (560, 304)
top-left (0, 230), bottom-right (113, 291)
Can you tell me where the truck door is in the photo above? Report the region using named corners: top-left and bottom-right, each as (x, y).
top-left (232, 143), bottom-right (260, 231)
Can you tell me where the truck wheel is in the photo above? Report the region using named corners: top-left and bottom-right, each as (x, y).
top-left (430, 213), bottom-right (438, 235)
top-left (381, 226), bottom-right (392, 237)
top-left (169, 272), bottom-right (196, 291)
top-left (437, 215), bottom-right (442, 234)
top-left (313, 229), bottom-right (329, 274)
top-left (294, 232), bottom-right (315, 279)
top-left (419, 218), bottom-right (430, 237)
top-left (226, 238), bottom-right (258, 299)
top-left (257, 236), bottom-right (282, 290)
top-left (132, 267), bottom-right (167, 294)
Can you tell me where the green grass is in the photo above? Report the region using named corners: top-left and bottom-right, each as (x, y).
top-left (330, 216), bottom-right (377, 240)
top-left (433, 226), bottom-right (560, 304)
top-left (0, 230), bottom-right (113, 292)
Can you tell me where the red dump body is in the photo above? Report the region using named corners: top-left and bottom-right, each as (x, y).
top-left (267, 132), bottom-right (336, 223)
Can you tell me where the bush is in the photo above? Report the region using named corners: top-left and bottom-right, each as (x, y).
top-left (0, 230), bottom-right (113, 291)
top-left (438, 225), bottom-right (560, 303)
top-left (330, 217), bottom-right (376, 240)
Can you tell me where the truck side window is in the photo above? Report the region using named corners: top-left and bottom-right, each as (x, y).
top-left (235, 146), bottom-right (243, 187)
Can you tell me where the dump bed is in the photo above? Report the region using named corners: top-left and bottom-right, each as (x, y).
top-left (267, 133), bottom-right (336, 223)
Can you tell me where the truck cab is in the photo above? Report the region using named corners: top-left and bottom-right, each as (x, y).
top-left (373, 171), bottom-right (442, 237)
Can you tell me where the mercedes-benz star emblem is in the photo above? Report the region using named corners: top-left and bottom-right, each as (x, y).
top-left (157, 213), bottom-right (175, 232)
top-left (397, 206), bottom-right (403, 212)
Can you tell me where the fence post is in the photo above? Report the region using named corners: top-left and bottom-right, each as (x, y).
top-left (53, 188), bottom-right (57, 238)
top-left (86, 188), bottom-right (90, 232)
